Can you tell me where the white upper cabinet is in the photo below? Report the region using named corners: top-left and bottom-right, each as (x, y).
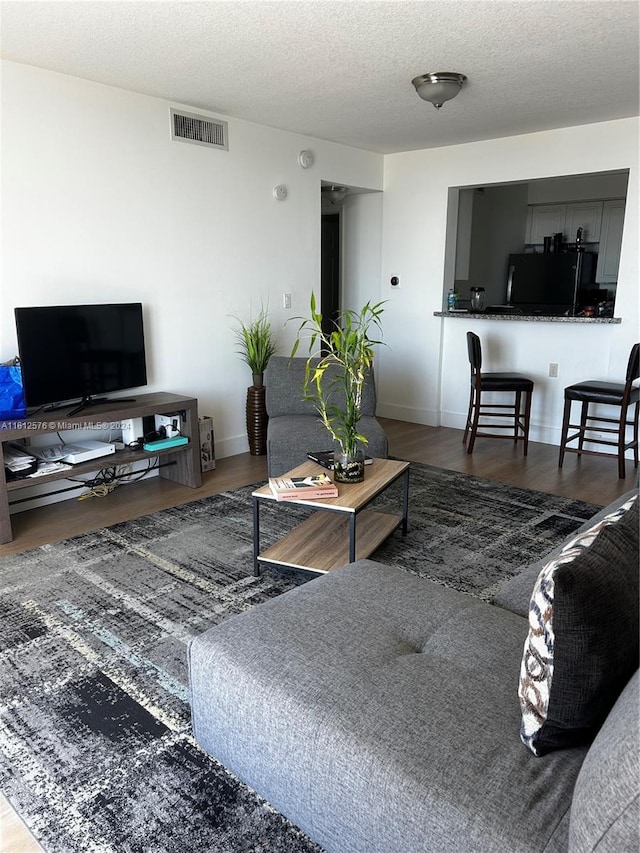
top-left (565, 202), bottom-right (603, 244)
top-left (596, 200), bottom-right (626, 283)
top-left (526, 205), bottom-right (566, 244)
top-left (526, 202), bottom-right (603, 245)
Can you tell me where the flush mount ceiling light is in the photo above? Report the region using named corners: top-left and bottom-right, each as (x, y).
top-left (411, 72), bottom-right (467, 109)
top-left (322, 185), bottom-right (348, 204)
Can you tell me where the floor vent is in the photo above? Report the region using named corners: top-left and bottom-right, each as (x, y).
top-left (170, 108), bottom-right (228, 151)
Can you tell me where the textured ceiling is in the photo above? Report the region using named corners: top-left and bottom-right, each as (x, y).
top-left (1, 0), bottom-right (638, 154)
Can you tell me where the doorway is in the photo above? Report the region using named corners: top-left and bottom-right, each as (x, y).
top-left (321, 212), bottom-right (340, 339)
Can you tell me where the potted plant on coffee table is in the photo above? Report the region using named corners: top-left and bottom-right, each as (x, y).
top-left (232, 304), bottom-right (277, 455)
top-left (291, 293), bottom-right (385, 483)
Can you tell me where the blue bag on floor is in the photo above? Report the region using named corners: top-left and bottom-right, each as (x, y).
top-left (0, 362), bottom-right (27, 420)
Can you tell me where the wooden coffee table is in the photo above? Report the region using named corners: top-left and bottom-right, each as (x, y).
top-left (252, 458), bottom-right (410, 575)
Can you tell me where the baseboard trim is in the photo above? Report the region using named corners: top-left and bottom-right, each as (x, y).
top-left (376, 403), bottom-right (439, 426)
top-left (215, 433), bottom-right (251, 460)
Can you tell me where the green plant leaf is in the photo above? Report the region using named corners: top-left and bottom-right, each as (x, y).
top-left (231, 302), bottom-right (277, 375)
top-left (289, 292), bottom-right (387, 456)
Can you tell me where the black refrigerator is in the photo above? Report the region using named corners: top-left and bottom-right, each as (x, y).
top-left (506, 252), bottom-right (597, 314)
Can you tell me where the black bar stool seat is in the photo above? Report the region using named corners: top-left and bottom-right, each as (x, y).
top-left (463, 332), bottom-right (534, 455)
top-left (564, 380), bottom-right (636, 406)
top-left (559, 343), bottom-right (640, 479)
top-left (479, 374), bottom-right (534, 393)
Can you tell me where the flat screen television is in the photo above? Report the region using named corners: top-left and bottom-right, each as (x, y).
top-left (15, 303), bottom-right (147, 415)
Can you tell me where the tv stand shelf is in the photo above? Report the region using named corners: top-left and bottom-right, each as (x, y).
top-left (0, 392), bottom-right (202, 544)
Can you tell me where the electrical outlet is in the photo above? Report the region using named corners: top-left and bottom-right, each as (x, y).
top-left (283, 293), bottom-right (292, 309)
top-left (549, 363), bottom-right (559, 378)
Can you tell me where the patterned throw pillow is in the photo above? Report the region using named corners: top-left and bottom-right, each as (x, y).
top-left (519, 493), bottom-right (639, 757)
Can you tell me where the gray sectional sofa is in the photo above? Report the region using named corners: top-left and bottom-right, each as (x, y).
top-left (189, 488), bottom-right (639, 853)
top-left (263, 356), bottom-right (388, 477)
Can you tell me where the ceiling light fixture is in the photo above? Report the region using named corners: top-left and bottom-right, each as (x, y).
top-left (322, 185), bottom-right (348, 205)
top-left (411, 72), bottom-right (467, 110)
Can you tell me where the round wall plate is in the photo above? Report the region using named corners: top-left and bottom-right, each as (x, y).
top-left (298, 150), bottom-right (314, 169)
top-left (273, 184), bottom-right (288, 200)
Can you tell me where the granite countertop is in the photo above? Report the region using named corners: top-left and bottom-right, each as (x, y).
top-left (434, 311), bottom-right (621, 324)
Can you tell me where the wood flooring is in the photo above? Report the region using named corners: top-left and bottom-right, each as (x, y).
top-left (0, 420), bottom-right (636, 851)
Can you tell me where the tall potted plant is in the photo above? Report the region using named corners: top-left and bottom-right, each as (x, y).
top-left (232, 304), bottom-right (277, 388)
top-left (232, 305), bottom-right (277, 455)
top-left (292, 293), bottom-right (385, 482)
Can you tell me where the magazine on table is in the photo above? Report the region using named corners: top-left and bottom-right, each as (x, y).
top-left (268, 473), bottom-right (338, 501)
top-left (306, 450), bottom-right (373, 470)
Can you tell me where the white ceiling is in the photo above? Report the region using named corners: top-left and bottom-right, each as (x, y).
top-left (1, 0), bottom-right (638, 154)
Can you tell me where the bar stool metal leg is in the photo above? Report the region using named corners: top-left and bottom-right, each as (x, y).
top-left (463, 385), bottom-right (474, 447)
top-left (578, 402), bottom-right (589, 455)
top-left (559, 398), bottom-right (572, 468)
top-left (523, 390), bottom-right (532, 456)
top-left (468, 385), bottom-right (481, 454)
top-left (618, 401), bottom-right (628, 479)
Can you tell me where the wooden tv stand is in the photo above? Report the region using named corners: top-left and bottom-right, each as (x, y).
top-left (0, 392), bottom-right (202, 544)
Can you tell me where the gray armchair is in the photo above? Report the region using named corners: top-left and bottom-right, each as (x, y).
top-left (264, 356), bottom-right (388, 477)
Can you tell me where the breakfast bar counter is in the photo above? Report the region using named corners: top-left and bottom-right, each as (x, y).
top-left (433, 311), bottom-right (630, 450)
top-left (434, 311), bottom-right (621, 323)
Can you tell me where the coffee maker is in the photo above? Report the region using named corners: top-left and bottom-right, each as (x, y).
top-left (543, 233), bottom-right (564, 253)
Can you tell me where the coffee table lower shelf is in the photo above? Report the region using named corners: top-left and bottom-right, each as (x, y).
top-left (256, 509), bottom-right (402, 574)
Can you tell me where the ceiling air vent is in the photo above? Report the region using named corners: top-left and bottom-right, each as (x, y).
top-left (170, 108), bottom-right (228, 151)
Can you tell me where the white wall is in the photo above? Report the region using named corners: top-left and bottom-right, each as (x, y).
top-left (0, 61), bottom-right (384, 461)
top-left (342, 191), bottom-right (383, 312)
top-left (379, 118), bottom-right (639, 450)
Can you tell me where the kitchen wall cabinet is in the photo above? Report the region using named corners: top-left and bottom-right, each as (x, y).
top-left (526, 201), bottom-right (603, 245)
top-left (596, 199), bottom-right (625, 283)
top-left (526, 204), bottom-right (566, 245)
top-left (565, 202), bottom-right (603, 244)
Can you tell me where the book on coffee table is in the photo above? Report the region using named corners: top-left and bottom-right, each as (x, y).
top-left (307, 450), bottom-right (373, 470)
top-left (268, 473), bottom-right (338, 501)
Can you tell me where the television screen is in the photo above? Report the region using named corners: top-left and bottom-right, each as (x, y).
top-left (15, 303), bottom-right (147, 409)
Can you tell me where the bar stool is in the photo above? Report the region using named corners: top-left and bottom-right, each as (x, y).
top-left (463, 332), bottom-right (534, 454)
top-left (558, 342), bottom-right (639, 479)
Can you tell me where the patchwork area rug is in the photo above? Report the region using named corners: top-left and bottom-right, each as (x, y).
top-left (0, 463), bottom-right (599, 852)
